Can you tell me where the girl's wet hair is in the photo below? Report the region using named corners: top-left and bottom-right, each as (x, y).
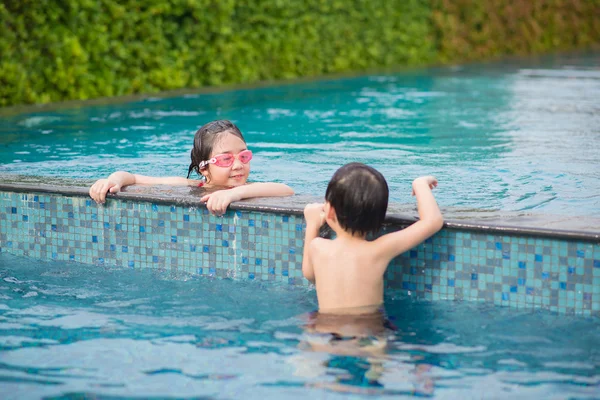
top-left (187, 120), bottom-right (246, 178)
top-left (325, 162), bottom-right (389, 236)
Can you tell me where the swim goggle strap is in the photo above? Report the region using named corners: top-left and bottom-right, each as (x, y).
top-left (199, 149), bottom-right (253, 169)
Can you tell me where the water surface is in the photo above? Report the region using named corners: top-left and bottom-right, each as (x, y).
top-left (0, 253), bottom-right (598, 399)
top-left (1, 52), bottom-right (599, 217)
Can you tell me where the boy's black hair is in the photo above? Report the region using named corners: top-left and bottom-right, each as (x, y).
top-left (325, 162), bottom-right (389, 237)
top-left (187, 120), bottom-right (245, 178)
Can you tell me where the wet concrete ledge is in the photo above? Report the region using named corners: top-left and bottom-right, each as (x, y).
top-left (0, 177), bottom-right (599, 243)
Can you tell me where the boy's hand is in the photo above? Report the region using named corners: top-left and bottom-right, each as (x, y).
top-left (89, 179), bottom-right (123, 204)
top-left (201, 190), bottom-right (240, 216)
top-left (304, 203), bottom-right (325, 227)
top-left (412, 176), bottom-right (438, 196)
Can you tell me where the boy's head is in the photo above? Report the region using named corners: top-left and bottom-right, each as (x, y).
top-left (325, 162), bottom-right (389, 237)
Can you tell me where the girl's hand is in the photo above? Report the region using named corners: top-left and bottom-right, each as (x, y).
top-left (89, 179), bottom-right (123, 204)
top-left (200, 190), bottom-right (240, 216)
top-left (412, 176), bottom-right (438, 196)
top-left (304, 203), bottom-right (325, 227)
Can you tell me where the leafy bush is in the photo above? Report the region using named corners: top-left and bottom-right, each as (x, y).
top-left (431, 0), bottom-right (600, 62)
top-left (1, 0), bottom-right (598, 107)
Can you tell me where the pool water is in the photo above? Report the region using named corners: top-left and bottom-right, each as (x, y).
top-left (1, 52), bottom-right (599, 217)
top-left (0, 253), bottom-right (598, 399)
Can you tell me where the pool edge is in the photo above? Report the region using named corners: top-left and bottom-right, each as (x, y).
top-left (1, 181), bottom-right (598, 243)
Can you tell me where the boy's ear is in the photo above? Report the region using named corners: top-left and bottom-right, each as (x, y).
top-left (324, 202), bottom-right (337, 222)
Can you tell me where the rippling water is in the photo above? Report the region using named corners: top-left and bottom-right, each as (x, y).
top-left (1, 52), bottom-right (599, 217)
top-left (0, 253), bottom-right (598, 399)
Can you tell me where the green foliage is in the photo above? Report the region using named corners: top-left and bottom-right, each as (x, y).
top-left (431, 0), bottom-right (600, 62)
top-left (1, 0), bottom-right (598, 107)
top-left (0, 0), bottom-right (434, 106)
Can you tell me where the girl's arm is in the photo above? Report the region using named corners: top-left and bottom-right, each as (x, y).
top-left (200, 182), bottom-right (294, 215)
top-left (89, 171), bottom-right (200, 203)
top-left (373, 176), bottom-right (443, 263)
top-left (230, 182), bottom-right (294, 199)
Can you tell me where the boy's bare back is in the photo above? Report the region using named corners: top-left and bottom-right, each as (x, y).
top-left (308, 237), bottom-right (388, 313)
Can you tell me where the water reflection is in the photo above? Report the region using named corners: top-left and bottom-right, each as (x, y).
top-left (291, 308), bottom-right (436, 396)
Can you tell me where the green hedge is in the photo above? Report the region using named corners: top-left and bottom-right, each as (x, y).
top-left (432, 0), bottom-right (600, 62)
top-left (1, 0), bottom-right (599, 107)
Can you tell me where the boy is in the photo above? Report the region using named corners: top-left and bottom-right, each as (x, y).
top-left (302, 162), bottom-right (443, 314)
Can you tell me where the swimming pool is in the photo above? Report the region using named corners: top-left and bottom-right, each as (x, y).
top-left (1, 51), bottom-right (599, 218)
top-left (1, 252), bottom-right (598, 399)
top-left (1, 52), bottom-right (599, 398)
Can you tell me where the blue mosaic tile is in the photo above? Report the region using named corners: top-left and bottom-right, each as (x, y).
top-left (1, 191), bottom-right (599, 314)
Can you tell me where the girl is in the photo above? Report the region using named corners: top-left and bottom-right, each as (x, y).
top-left (89, 120), bottom-right (294, 215)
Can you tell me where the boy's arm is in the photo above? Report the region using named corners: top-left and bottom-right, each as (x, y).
top-left (374, 176), bottom-right (444, 262)
top-left (302, 203), bottom-right (326, 284)
top-left (302, 229), bottom-right (319, 284)
top-left (89, 171), bottom-right (198, 203)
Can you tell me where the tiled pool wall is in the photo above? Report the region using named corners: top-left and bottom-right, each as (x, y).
top-left (1, 190), bottom-right (599, 316)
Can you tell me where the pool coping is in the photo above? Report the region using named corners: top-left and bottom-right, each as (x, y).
top-left (1, 181), bottom-right (598, 242)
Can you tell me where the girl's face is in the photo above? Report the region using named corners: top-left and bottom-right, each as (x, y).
top-left (201, 133), bottom-right (250, 187)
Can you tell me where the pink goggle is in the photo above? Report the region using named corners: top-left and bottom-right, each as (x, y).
top-left (199, 149), bottom-right (253, 169)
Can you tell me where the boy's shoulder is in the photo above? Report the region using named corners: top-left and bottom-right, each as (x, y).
top-left (309, 236), bottom-right (330, 251)
top-left (311, 236), bottom-right (373, 255)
